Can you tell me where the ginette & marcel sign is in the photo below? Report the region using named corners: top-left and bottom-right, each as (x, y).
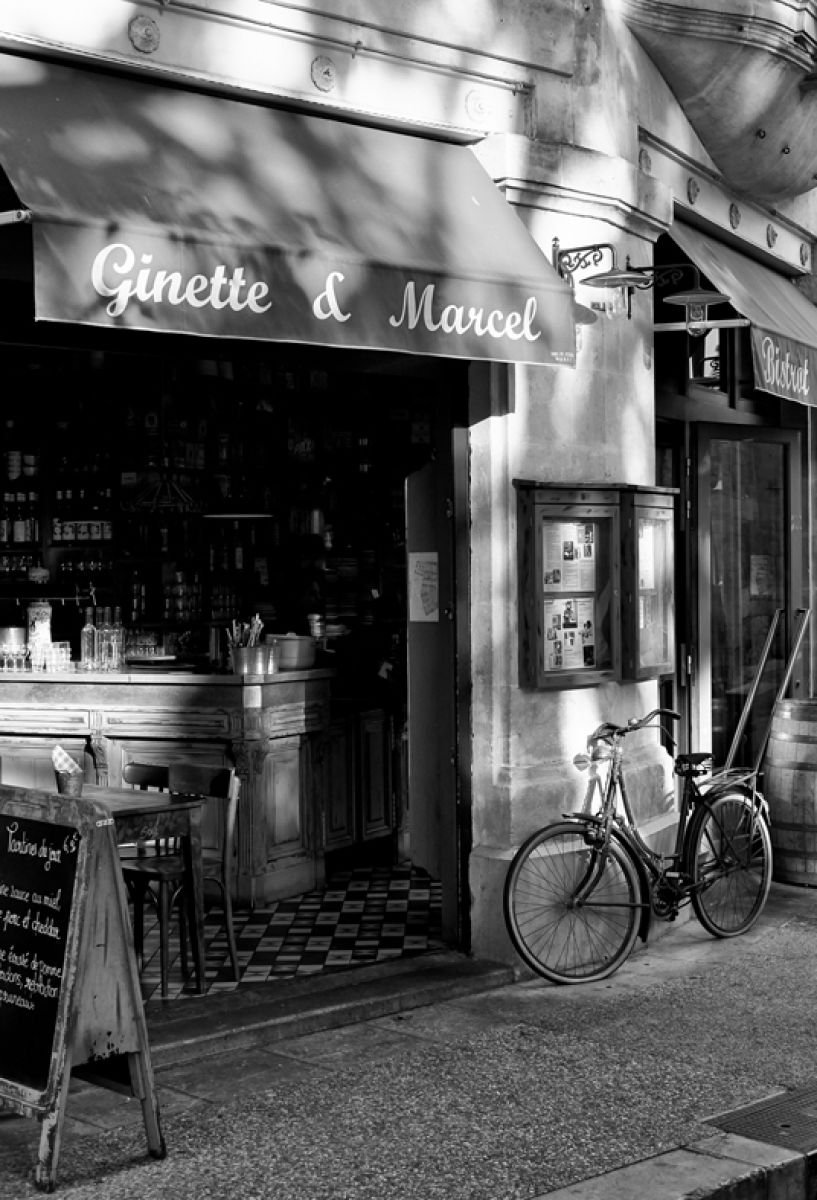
top-left (86, 241), bottom-right (565, 363)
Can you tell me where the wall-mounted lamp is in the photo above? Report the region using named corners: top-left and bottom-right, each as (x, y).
top-left (554, 239), bottom-right (734, 334)
top-left (660, 286), bottom-right (731, 337)
top-left (552, 238), bottom-right (645, 319)
top-left (588, 259), bottom-right (731, 335)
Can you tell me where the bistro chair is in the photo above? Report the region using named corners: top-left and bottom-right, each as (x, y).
top-left (118, 761), bottom-right (172, 859)
top-left (119, 761), bottom-right (240, 997)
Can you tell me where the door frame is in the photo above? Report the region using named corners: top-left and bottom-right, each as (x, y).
top-left (692, 424), bottom-right (802, 759)
top-left (404, 409), bottom-right (471, 950)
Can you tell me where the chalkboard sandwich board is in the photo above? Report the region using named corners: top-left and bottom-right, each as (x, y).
top-left (0, 783), bottom-right (165, 1192)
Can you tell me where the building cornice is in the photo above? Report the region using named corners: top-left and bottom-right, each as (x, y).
top-left (0, 0), bottom-right (577, 143)
top-left (639, 129), bottom-right (812, 272)
top-left (621, 0), bottom-right (817, 67)
top-left (620, 0), bottom-right (817, 199)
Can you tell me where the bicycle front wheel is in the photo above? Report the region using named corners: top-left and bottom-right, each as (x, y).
top-left (686, 792), bottom-right (772, 937)
top-left (503, 821), bottom-right (642, 984)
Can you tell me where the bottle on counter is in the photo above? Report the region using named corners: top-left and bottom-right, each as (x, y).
top-left (96, 606), bottom-right (116, 671)
top-left (112, 606), bottom-right (125, 667)
top-left (80, 607), bottom-right (98, 670)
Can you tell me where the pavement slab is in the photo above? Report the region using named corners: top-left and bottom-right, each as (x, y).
top-left (2, 883), bottom-right (817, 1198)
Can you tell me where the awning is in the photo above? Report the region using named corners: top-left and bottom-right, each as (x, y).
top-left (0, 55), bottom-right (575, 367)
top-left (668, 222), bottom-right (817, 405)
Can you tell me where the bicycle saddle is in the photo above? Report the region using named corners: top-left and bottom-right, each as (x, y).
top-left (675, 752), bottom-right (713, 777)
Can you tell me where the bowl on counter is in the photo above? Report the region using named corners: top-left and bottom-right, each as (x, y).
top-left (265, 633), bottom-right (316, 670)
top-left (0, 627), bottom-right (26, 649)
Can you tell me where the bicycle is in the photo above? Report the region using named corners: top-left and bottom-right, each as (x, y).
top-left (503, 708), bottom-right (773, 984)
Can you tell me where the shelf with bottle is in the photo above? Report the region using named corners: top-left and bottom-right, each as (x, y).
top-left (1, 418), bottom-right (40, 493)
top-left (203, 518), bottom-right (271, 578)
top-left (0, 489), bottom-right (41, 549)
top-left (0, 553), bottom-right (46, 586)
top-left (53, 552), bottom-right (116, 582)
top-left (50, 483), bottom-right (115, 545)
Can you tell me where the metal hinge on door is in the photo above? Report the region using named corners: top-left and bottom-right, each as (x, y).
top-left (444, 498), bottom-right (454, 519)
top-left (684, 457), bottom-right (692, 527)
top-left (680, 644), bottom-right (693, 684)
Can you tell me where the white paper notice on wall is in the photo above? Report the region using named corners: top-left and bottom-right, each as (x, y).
top-left (408, 552), bottom-right (439, 622)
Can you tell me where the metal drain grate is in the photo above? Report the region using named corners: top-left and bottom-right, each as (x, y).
top-left (708, 1082), bottom-right (817, 1153)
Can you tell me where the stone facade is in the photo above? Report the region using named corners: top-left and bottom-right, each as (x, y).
top-left (0, 1), bottom-right (814, 963)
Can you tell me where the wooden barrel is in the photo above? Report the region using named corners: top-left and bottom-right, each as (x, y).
top-left (764, 699), bottom-right (817, 885)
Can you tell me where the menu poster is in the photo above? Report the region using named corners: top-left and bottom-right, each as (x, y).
top-left (0, 815), bottom-right (80, 1093)
top-left (543, 522), bottom-right (597, 592)
top-left (638, 520), bottom-right (656, 591)
top-left (408, 552), bottom-right (439, 622)
top-left (544, 597), bottom-right (597, 671)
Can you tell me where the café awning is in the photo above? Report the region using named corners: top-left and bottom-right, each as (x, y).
top-left (0, 55), bottom-right (575, 367)
top-left (668, 222), bottom-right (817, 405)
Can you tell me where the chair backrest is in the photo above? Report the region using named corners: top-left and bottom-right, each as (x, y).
top-left (168, 763), bottom-right (232, 799)
top-left (121, 762), bottom-right (238, 878)
top-left (168, 764), bottom-right (240, 885)
top-left (122, 761), bottom-right (169, 790)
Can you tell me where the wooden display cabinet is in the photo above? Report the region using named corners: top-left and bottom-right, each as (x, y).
top-left (516, 482), bottom-right (677, 689)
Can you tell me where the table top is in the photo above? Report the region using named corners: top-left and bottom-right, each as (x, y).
top-left (83, 784), bottom-right (205, 817)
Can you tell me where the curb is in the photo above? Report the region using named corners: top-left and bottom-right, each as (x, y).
top-left (146, 951), bottom-right (515, 1067)
top-left (537, 1128), bottom-right (810, 1199)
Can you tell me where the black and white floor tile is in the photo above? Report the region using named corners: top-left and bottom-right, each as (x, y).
top-left (139, 864), bottom-right (444, 1003)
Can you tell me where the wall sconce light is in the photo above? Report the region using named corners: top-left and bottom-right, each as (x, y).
top-left (588, 257), bottom-right (733, 335)
top-left (553, 240), bottom-right (738, 334)
top-left (552, 238), bottom-right (645, 319)
top-left (660, 287), bottom-right (730, 337)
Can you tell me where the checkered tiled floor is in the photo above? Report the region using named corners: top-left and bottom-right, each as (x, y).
top-left (138, 864), bottom-right (443, 1003)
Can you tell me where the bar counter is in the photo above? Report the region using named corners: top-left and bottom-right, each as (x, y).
top-left (0, 666), bottom-right (335, 904)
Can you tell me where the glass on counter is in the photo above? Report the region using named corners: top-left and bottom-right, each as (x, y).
top-left (0, 643), bottom-right (27, 672)
top-left (42, 642), bottom-right (72, 672)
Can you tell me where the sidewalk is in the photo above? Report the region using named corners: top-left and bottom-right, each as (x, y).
top-left (3, 881), bottom-right (817, 1198)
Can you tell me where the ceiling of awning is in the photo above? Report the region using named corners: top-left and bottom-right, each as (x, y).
top-left (0, 54), bottom-right (576, 368)
top-left (668, 222), bottom-right (817, 405)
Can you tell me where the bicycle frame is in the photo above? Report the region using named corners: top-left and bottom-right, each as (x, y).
top-left (571, 727), bottom-right (767, 942)
top-left (503, 706), bottom-right (774, 985)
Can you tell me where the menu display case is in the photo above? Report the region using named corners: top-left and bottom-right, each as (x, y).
top-left (516, 483), bottom-right (677, 689)
top-left (620, 490), bottom-right (676, 681)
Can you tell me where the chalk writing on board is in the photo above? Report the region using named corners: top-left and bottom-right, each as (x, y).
top-left (0, 816), bottom-right (81, 1091)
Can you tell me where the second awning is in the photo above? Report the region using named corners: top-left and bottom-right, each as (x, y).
top-left (669, 222), bottom-right (817, 405)
top-left (0, 55), bottom-right (575, 367)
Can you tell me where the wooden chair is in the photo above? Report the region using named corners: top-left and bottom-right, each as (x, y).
top-left (119, 761), bottom-right (240, 997)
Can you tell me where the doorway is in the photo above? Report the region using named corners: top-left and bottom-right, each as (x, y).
top-left (316, 359), bottom-right (469, 950)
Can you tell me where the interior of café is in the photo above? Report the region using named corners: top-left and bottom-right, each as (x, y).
top-left (0, 333), bottom-right (464, 999)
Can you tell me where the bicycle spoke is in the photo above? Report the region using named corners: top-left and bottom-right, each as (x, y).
top-left (504, 823), bottom-right (642, 983)
top-left (687, 793), bottom-right (771, 937)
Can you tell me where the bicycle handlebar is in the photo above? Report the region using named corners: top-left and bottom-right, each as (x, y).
top-left (588, 708), bottom-right (680, 745)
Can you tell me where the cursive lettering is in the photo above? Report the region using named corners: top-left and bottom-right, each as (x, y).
top-left (91, 243), bottom-right (272, 319)
top-left (759, 334), bottom-right (810, 398)
top-left (388, 282), bottom-right (542, 344)
top-left (313, 271), bottom-right (351, 323)
top-left (5, 822), bottom-right (37, 859)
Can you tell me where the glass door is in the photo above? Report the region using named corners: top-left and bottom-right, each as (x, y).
top-left (695, 426), bottom-right (801, 767)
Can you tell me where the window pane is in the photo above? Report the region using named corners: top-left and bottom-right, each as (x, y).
top-left (710, 439), bottom-right (786, 766)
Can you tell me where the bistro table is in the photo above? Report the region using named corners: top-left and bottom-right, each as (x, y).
top-left (84, 784), bottom-right (207, 995)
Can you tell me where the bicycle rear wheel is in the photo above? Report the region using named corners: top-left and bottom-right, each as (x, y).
top-left (503, 821), bottom-right (642, 984)
top-left (686, 792), bottom-right (772, 937)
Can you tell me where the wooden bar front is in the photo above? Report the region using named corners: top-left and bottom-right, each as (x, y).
top-left (0, 668), bottom-right (334, 905)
